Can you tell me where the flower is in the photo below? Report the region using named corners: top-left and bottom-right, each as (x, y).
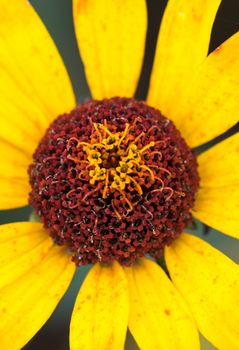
top-left (0, 1), bottom-right (239, 350)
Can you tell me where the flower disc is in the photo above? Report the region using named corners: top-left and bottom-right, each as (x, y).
top-left (29, 97), bottom-right (199, 265)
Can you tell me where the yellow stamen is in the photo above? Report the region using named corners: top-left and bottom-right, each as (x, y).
top-left (127, 145), bottom-right (140, 161)
top-left (91, 143), bottom-right (107, 149)
top-left (67, 155), bottom-right (88, 164)
top-left (127, 175), bottom-right (143, 195)
top-left (89, 166), bottom-right (106, 184)
top-left (126, 132), bottom-right (145, 153)
top-left (68, 120), bottom-right (173, 207)
top-left (139, 141), bottom-right (155, 154)
top-left (111, 174), bottom-right (127, 191)
top-left (87, 150), bottom-right (102, 165)
top-left (102, 170), bottom-right (110, 198)
top-left (102, 135), bottom-right (118, 150)
top-left (134, 131), bottom-right (145, 144)
top-left (139, 164), bottom-right (155, 180)
top-left (93, 123), bottom-right (103, 143)
top-left (99, 123), bottom-right (114, 137)
top-left (78, 170), bottom-right (89, 181)
top-left (103, 119), bottom-right (108, 138)
top-left (116, 160), bottom-right (133, 175)
top-left (118, 123), bottom-right (130, 147)
top-left (77, 141), bottom-right (92, 148)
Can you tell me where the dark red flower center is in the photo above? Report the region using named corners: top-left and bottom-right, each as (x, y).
top-left (28, 97), bottom-right (199, 266)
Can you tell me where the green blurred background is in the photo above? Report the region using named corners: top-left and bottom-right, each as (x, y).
top-left (1, 0), bottom-right (238, 349)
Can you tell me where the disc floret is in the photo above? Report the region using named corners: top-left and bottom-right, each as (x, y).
top-left (68, 121), bottom-right (162, 212)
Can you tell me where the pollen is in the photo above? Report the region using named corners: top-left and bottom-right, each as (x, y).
top-left (28, 97), bottom-right (199, 266)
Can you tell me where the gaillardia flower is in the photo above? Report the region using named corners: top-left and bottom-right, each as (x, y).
top-left (0, 0), bottom-right (238, 350)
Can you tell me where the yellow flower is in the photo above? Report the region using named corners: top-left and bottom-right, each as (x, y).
top-left (0, 1), bottom-right (239, 350)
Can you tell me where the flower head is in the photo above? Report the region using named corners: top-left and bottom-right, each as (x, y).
top-left (28, 97), bottom-right (199, 266)
top-left (0, 0), bottom-right (239, 350)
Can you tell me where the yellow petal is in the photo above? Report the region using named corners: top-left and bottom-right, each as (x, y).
top-left (0, 222), bottom-right (75, 350)
top-left (165, 233), bottom-right (239, 350)
top-left (198, 132), bottom-right (239, 187)
top-left (125, 258), bottom-right (200, 350)
top-left (0, 222), bottom-right (52, 288)
top-left (193, 185), bottom-right (239, 239)
top-left (174, 32), bottom-right (239, 147)
top-left (73, 0), bottom-right (147, 99)
top-left (0, 0), bottom-right (75, 155)
top-left (0, 0), bottom-right (75, 209)
top-left (147, 0), bottom-right (221, 121)
top-left (193, 133), bottom-right (239, 239)
top-left (0, 126), bottom-right (31, 209)
top-left (70, 261), bottom-right (129, 350)
top-left (0, 177), bottom-right (30, 209)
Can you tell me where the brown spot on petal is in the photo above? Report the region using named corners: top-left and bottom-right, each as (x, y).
top-left (164, 309), bottom-right (171, 316)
